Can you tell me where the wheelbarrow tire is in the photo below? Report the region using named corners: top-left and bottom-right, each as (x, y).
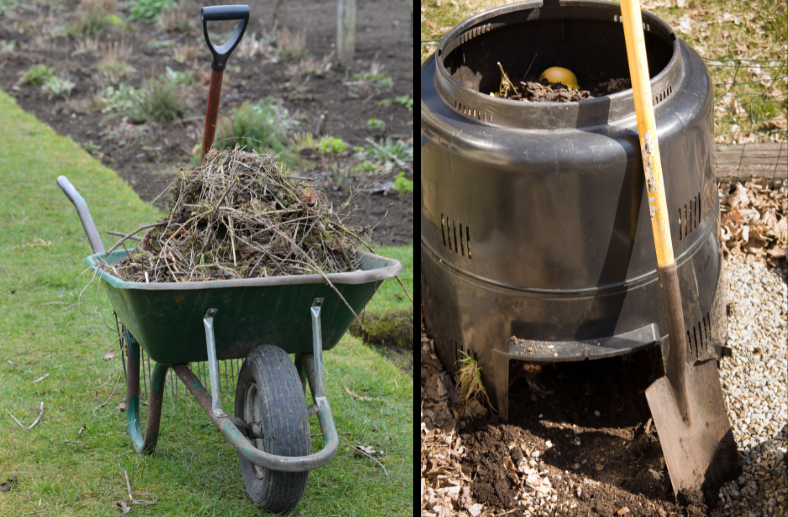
top-left (234, 345), bottom-right (310, 513)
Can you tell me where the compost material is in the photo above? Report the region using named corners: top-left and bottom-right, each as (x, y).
top-left (500, 77), bottom-right (632, 103)
top-left (103, 148), bottom-right (366, 283)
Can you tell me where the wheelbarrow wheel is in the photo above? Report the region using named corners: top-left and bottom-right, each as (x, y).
top-left (234, 345), bottom-right (310, 513)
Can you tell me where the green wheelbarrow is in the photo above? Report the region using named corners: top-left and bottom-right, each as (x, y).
top-left (57, 176), bottom-right (402, 513)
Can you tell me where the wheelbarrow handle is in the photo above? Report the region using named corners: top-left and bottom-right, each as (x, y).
top-left (201, 5), bottom-right (249, 72)
top-left (56, 176), bottom-right (106, 255)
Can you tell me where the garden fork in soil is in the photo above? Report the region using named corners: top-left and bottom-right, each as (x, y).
top-left (200, 5), bottom-right (249, 165)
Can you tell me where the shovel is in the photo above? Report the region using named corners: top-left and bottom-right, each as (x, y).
top-left (199, 4), bottom-right (249, 165)
top-left (619, 0), bottom-right (741, 503)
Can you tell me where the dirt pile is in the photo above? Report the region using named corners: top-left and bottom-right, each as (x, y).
top-left (101, 148), bottom-right (367, 283)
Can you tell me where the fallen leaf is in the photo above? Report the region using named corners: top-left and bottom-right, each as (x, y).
top-left (117, 402), bottom-right (126, 411)
top-left (0, 475), bottom-right (17, 492)
top-left (425, 21), bottom-right (437, 30)
top-left (103, 349), bottom-right (117, 360)
top-left (117, 501), bottom-right (131, 514)
top-left (468, 503), bottom-right (484, 517)
top-left (618, 507), bottom-right (630, 516)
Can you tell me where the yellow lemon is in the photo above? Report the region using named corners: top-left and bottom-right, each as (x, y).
top-left (539, 67), bottom-right (579, 90)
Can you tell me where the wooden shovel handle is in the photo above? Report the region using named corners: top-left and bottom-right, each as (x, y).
top-left (620, 0), bottom-right (674, 268)
top-left (200, 69), bottom-right (224, 165)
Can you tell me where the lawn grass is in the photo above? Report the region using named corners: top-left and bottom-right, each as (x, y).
top-left (0, 89), bottom-right (413, 516)
top-left (421, 0), bottom-right (787, 143)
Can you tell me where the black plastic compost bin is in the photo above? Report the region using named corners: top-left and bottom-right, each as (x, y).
top-left (420, 0), bottom-right (728, 420)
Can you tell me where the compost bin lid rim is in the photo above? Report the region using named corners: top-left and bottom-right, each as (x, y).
top-left (433, 0), bottom-right (685, 129)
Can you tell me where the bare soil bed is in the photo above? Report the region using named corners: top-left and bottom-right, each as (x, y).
top-left (0, 0), bottom-right (413, 245)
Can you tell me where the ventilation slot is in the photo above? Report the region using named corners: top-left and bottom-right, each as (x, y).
top-left (678, 192), bottom-right (701, 240)
top-left (441, 214), bottom-right (472, 259)
top-left (454, 100), bottom-right (493, 122)
top-left (687, 312), bottom-right (713, 360)
top-left (460, 23), bottom-right (492, 44)
top-left (654, 85), bottom-right (673, 105)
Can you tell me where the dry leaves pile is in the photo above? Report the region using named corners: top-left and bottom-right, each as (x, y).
top-left (422, 315), bottom-right (488, 517)
top-left (101, 148), bottom-right (365, 283)
top-left (719, 179), bottom-right (787, 265)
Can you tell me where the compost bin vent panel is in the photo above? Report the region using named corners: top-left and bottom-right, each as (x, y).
top-left (678, 192), bottom-right (701, 240)
top-left (686, 311), bottom-right (712, 361)
top-left (441, 214), bottom-right (472, 259)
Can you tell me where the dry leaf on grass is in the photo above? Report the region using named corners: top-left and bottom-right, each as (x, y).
top-left (103, 349), bottom-right (117, 360)
top-left (0, 475), bottom-right (17, 492)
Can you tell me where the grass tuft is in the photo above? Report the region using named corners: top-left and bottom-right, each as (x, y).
top-left (215, 99), bottom-right (298, 165)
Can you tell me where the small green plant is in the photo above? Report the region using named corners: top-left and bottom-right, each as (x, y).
top-left (132, 75), bottom-right (186, 122)
top-left (41, 76), bottom-right (75, 98)
top-left (366, 118), bottom-right (386, 131)
top-left (289, 131), bottom-right (316, 151)
top-left (392, 172), bottom-right (413, 195)
top-left (365, 137), bottom-right (413, 169)
top-left (146, 38), bottom-right (174, 49)
top-left (395, 95), bottom-right (413, 111)
top-left (164, 65), bottom-right (194, 86)
top-left (215, 99), bottom-right (298, 164)
top-left (93, 83), bottom-right (141, 114)
top-left (352, 160), bottom-right (379, 174)
top-left (129, 0), bottom-right (176, 22)
top-left (82, 140), bottom-right (101, 153)
top-left (17, 63), bottom-right (56, 86)
top-left (379, 98), bottom-right (394, 108)
top-left (351, 63), bottom-right (393, 87)
top-left (316, 136), bottom-right (347, 154)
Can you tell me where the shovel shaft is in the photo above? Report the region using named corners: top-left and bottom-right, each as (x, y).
top-left (620, 0), bottom-right (674, 267)
top-left (657, 263), bottom-right (690, 421)
top-left (200, 69), bottom-right (224, 165)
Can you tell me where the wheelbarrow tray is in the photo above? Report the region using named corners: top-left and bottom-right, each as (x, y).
top-left (86, 248), bottom-right (402, 364)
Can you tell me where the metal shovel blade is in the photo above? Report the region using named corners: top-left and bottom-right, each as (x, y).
top-left (645, 357), bottom-right (741, 503)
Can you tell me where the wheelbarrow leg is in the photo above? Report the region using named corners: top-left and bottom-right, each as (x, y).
top-left (299, 298), bottom-right (338, 442)
top-left (125, 330), bottom-right (169, 454)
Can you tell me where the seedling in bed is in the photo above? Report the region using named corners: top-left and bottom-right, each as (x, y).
top-left (392, 172), bottom-right (413, 195)
top-left (129, 0), bottom-right (177, 22)
top-left (367, 118), bottom-right (386, 132)
top-left (42, 76), bottom-right (75, 99)
top-left (17, 63), bottom-right (56, 86)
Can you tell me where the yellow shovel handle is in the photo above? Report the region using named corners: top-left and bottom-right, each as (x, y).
top-left (620, 0), bottom-right (674, 267)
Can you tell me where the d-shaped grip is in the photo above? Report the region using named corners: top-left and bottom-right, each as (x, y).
top-left (201, 5), bottom-right (249, 71)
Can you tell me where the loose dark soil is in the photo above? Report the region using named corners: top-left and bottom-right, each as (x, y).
top-left (457, 348), bottom-right (725, 516)
top-left (0, 0), bottom-right (413, 246)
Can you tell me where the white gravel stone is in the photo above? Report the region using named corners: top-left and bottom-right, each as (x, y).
top-left (717, 256), bottom-right (787, 517)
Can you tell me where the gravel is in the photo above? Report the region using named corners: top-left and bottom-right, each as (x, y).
top-left (717, 254), bottom-right (788, 516)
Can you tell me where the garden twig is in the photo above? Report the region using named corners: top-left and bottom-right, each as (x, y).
top-left (27, 402), bottom-right (43, 430)
top-left (346, 444), bottom-right (388, 477)
top-left (6, 409), bottom-right (24, 428)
